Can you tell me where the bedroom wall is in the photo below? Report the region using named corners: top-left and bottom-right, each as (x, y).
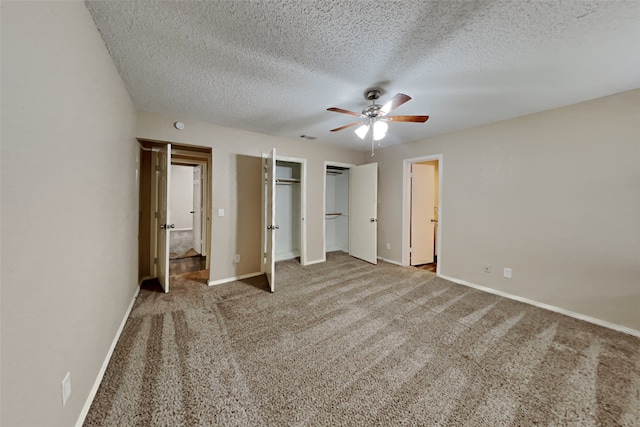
top-left (374, 89), bottom-right (640, 331)
top-left (136, 111), bottom-right (364, 282)
top-left (1, 2), bottom-right (139, 426)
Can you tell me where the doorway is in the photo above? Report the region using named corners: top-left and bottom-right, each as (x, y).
top-left (323, 161), bottom-right (378, 265)
top-left (262, 150), bottom-right (307, 292)
top-left (274, 160), bottom-right (304, 262)
top-left (138, 140), bottom-right (212, 291)
top-left (403, 155), bottom-right (442, 274)
top-left (324, 163), bottom-right (351, 257)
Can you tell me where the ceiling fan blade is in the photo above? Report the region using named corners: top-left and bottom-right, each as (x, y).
top-left (327, 107), bottom-right (362, 117)
top-left (380, 93), bottom-right (411, 115)
top-left (330, 122), bottom-right (362, 132)
top-left (385, 115), bottom-right (429, 123)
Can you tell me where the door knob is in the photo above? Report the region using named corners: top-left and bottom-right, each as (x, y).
top-left (169, 224), bottom-right (175, 229)
top-left (430, 219), bottom-right (438, 223)
top-left (370, 218), bottom-right (377, 222)
top-left (160, 224), bottom-right (167, 229)
top-left (274, 225), bottom-right (280, 229)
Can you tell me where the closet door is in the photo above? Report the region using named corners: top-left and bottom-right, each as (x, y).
top-left (349, 162), bottom-right (377, 264)
top-left (264, 148), bottom-right (276, 292)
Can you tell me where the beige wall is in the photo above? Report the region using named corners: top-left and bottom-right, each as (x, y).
top-left (136, 111), bottom-right (364, 281)
top-left (374, 89), bottom-right (640, 330)
top-left (1, 2), bottom-right (139, 426)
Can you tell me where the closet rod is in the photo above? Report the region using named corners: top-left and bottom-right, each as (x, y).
top-left (276, 178), bottom-right (300, 184)
top-left (325, 212), bottom-right (342, 216)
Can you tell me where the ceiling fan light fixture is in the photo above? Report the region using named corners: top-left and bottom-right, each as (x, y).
top-left (355, 124), bottom-right (370, 139)
top-left (372, 120), bottom-right (388, 140)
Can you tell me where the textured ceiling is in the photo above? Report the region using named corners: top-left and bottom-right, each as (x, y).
top-left (86, 0), bottom-right (640, 151)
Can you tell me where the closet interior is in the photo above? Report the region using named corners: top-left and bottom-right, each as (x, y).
top-left (275, 161), bottom-right (302, 262)
top-left (325, 165), bottom-right (350, 254)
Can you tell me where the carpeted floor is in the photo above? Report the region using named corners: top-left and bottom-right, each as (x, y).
top-left (84, 252), bottom-right (640, 426)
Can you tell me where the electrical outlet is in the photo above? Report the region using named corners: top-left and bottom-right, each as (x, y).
top-left (504, 268), bottom-right (512, 278)
top-left (484, 264), bottom-right (491, 273)
top-left (234, 254), bottom-right (240, 263)
top-left (217, 208), bottom-right (225, 217)
top-left (61, 372), bottom-right (71, 406)
top-left (386, 243), bottom-right (391, 250)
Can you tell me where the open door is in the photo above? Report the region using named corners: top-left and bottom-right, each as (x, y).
top-left (192, 164), bottom-right (203, 254)
top-left (152, 143), bottom-right (172, 292)
top-left (349, 162), bottom-right (378, 264)
top-left (410, 163), bottom-right (436, 265)
top-left (264, 148), bottom-right (276, 292)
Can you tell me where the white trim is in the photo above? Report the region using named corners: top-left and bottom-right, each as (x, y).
top-left (402, 154), bottom-right (443, 275)
top-left (170, 227), bottom-right (192, 232)
top-left (377, 256), bottom-right (403, 266)
top-left (439, 274), bottom-right (640, 338)
top-left (208, 272), bottom-right (263, 286)
top-left (304, 258), bottom-right (326, 266)
top-left (75, 286), bottom-right (140, 427)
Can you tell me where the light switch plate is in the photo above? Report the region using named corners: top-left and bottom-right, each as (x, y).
top-left (218, 208), bottom-right (224, 217)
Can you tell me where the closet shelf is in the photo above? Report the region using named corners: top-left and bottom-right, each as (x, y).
top-left (325, 212), bottom-right (342, 216)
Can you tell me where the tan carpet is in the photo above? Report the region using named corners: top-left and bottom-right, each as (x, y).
top-left (84, 252), bottom-right (640, 426)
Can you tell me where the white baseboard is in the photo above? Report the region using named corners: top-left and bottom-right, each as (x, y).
top-left (208, 272), bottom-right (263, 286)
top-left (438, 274), bottom-right (640, 338)
top-left (377, 256), bottom-right (403, 266)
top-left (305, 258), bottom-right (326, 266)
top-left (75, 285), bottom-right (140, 427)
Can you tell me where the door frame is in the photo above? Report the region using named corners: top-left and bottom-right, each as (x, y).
top-left (402, 154), bottom-right (443, 274)
top-left (171, 155), bottom-right (210, 263)
top-left (322, 161), bottom-right (355, 262)
top-left (137, 139), bottom-right (213, 281)
top-left (261, 152), bottom-right (308, 267)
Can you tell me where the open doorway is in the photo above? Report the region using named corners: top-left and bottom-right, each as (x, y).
top-left (324, 162), bottom-right (352, 258)
top-left (138, 140), bottom-right (212, 290)
top-left (403, 155), bottom-right (442, 274)
top-left (168, 163), bottom-right (206, 276)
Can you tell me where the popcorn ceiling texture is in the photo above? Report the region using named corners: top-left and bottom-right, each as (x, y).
top-left (86, 1), bottom-right (640, 150)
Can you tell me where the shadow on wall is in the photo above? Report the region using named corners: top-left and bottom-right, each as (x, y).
top-left (235, 154), bottom-right (263, 275)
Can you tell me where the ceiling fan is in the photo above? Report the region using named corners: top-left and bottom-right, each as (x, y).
top-left (327, 88), bottom-right (429, 155)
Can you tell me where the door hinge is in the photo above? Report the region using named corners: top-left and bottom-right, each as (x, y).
top-left (409, 247), bottom-right (413, 253)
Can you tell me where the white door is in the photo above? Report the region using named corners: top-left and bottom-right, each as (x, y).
top-left (410, 163), bottom-right (436, 265)
top-left (349, 162), bottom-right (378, 264)
top-left (264, 148), bottom-right (276, 292)
top-left (155, 144), bottom-right (172, 292)
top-left (192, 165), bottom-right (202, 254)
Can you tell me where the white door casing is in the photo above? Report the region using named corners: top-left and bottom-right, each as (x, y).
top-left (349, 162), bottom-right (378, 264)
top-left (410, 163), bottom-right (436, 265)
top-left (192, 164), bottom-right (202, 254)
